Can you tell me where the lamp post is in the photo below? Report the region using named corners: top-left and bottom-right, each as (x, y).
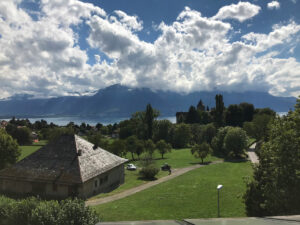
top-left (217, 184), bottom-right (223, 217)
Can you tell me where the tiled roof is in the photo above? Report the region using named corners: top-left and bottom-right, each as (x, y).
top-left (0, 135), bottom-right (127, 184)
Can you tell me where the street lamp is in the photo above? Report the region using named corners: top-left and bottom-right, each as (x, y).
top-left (217, 184), bottom-right (223, 217)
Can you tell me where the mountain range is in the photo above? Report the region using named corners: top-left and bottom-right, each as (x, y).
top-left (0, 84), bottom-right (296, 118)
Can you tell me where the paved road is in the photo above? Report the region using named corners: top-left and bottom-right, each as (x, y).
top-left (86, 161), bottom-right (223, 206)
top-left (247, 143), bottom-right (259, 164)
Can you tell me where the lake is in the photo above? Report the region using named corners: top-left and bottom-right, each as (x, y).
top-left (1, 116), bottom-right (177, 126)
top-left (1, 112), bottom-right (288, 126)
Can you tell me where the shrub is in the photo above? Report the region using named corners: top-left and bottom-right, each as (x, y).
top-left (139, 165), bottom-right (159, 179)
top-left (0, 196), bottom-right (99, 225)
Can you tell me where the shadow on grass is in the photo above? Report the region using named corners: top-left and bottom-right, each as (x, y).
top-left (137, 176), bottom-right (158, 181)
top-left (189, 161), bottom-right (212, 165)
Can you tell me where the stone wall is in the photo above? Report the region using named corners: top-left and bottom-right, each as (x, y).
top-left (80, 164), bottom-right (125, 198)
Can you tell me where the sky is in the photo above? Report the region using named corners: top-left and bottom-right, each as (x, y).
top-left (0, 0), bottom-right (300, 99)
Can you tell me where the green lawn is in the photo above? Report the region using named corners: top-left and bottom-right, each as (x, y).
top-left (94, 162), bottom-right (253, 221)
top-left (19, 145), bottom-right (42, 161)
top-left (126, 148), bottom-right (221, 169)
top-left (90, 169), bottom-right (169, 200)
top-left (90, 148), bottom-right (222, 200)
top-left (18, 140), bottom-right (48, 161)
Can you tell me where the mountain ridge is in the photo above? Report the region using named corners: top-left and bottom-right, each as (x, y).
top-left (0, 84), bottom-right (296, 118)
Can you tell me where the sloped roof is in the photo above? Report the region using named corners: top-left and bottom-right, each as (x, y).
top-left (0, 135), bottom-right (127, 184)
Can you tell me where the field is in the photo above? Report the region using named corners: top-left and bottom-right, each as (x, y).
top-left (94, 161), bottom-right (253, 221)
top-left (18, 140), bottom-right (47, 161)
top-left (90, 148), bottom-right (221, 200)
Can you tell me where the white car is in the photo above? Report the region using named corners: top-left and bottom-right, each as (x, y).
top-left (126, 164), bottom-right (137, 171)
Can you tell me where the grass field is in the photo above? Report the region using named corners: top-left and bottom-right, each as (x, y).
top-left (94, 162), bottom-right (253, 221)
top-left (126, 148), bottom-right (221, 169)
top-left (90, 169), bottom-right (169, 200)
top-left (90, 148), bottom-right (222, 200)
top-left (18, 140), bottom-right (48, 161)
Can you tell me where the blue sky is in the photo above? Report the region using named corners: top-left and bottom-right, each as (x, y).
top-left (0, 0), bottom-right (300, 98)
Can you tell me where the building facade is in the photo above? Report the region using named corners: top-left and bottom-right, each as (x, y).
top-left (0, 135), bottom-right (127, 199)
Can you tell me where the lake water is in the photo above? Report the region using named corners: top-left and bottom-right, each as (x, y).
top-left (1, 112), bottom-right (288, 126)
top-left (1, 116), bottom-right (177, 126)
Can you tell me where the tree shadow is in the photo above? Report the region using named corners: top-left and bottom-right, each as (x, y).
top-left (189, 161), bottom-right (212, 165)
top-left (137, 176), bottom-right (158, 181)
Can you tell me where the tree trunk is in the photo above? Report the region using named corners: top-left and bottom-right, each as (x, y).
top-left (131, 152), bottom-right (135, 160)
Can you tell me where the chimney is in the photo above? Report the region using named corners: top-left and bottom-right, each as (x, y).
top-left (77, 150), bottom-right (82, 156)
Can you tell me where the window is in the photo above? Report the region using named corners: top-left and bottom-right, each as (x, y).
top-left (94, 179), bottom-right (98, 188)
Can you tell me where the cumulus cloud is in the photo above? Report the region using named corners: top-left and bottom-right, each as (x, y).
top-left (267, 1), bottom-right (280, 10)
top-left (213, 2), bottom-right (261, 22)
top-left (0, 0), bottom-right (300, 99)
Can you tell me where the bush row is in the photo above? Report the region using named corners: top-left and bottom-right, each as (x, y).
top-left (0, 196), bottom-right (99, 225)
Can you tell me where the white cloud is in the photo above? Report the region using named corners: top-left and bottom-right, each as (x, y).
top-left (213, 2), bottom-right (261, 22)
top-left (267, 1), bottom-right (280, 10)
top-left (0, 0), bottom-right (300, 99)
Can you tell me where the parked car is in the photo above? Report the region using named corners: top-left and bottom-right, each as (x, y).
top-left (161, 163), bottom-right (171, 171)
top-left (126, 164), bottom-right (137, 170)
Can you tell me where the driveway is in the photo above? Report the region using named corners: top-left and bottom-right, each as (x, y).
top-left (247, 143), bottom-right (259, 164)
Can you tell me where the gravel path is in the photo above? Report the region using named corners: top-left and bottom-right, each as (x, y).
top-left (86, 160), bottom-right (223, 206)
top-left (247, 143), bottom-right (259, 164)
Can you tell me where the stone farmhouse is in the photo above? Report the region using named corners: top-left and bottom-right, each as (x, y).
top-left (0, 134), bottom-right (128, 199)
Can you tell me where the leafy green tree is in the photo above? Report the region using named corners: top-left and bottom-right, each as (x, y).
top-left (243, 114), bottom-right (274, 141)
top-left (145, 104), bottom-right (156, 139)
top-left (201, 123), bottom-right (217, 144)
top-left (87, 132), bottom-right (108, 149)
top-left (153, 120), bottom-right (172, 143)
top-left (126, 135), bottom-right (138, 160)
top-left (135, 140), bottom-right (145, 159)
top-left (156, 139), bottom-right (172, 159)
top-left (214, 94), bottom-right (225, 127)
top-left (0, 129), bottom-right (20, 169)
top-left (191, 142), bottom-right (211, 164)
top-left (244, 113), bottom-right (300, 216)
top-left (144, 139), bottom-right (156, 157)
top-left (225, 104), bottom-right (243, 127)
top-left (211, 126), bottom-right (232, 156)
top-left (172, 123), bottom-right (191, 148)
top-left (108, 139), bottom-right (126, 156)
top-left (5, 124), bottom-right (32, 145)
top-left (224, 127), bottom-right (247, 158)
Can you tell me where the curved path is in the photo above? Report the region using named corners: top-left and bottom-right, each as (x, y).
top-left (247, 143), bottom-right (259, 164)
top-left (86, 160), bottom-right (223, 206)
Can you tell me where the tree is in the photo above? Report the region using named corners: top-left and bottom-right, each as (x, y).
top-left (144, 139), bottom-right (156, 157)
top-left (191, 142), bottom-right (211, 164)
top-left (225, 104), bottom-right (243, 127)
top-left (153, 120), bottom-right (172, 143)
top-left (224, 127), bottom-right (247, 158)
top-left (5, 125), bottom-right (32, 145)
top-left (87, 132), bottom-right (109, 149)
top-left (172, 124), bottom-right (191, 148)
top-left (0, 129), bottom-right (20, 169)
top-left (243, 114), bottom-right (274, 141)
top-left (135, 140), bottom-right (145, 159)
top-left (108, 139), bottom-right (126, 156)
top-left (244, 113), bottom-right (300, 216)
top-left (211, 126), bottom-right (232, 156)
top-left (214, 94), bottom-right (225, 127)
top-left (156, 140), bottom-right (172, 159)
top-left (145, 104), bottom-right (154, 139)
top-left (126, 135), bottom-right (138, 160)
